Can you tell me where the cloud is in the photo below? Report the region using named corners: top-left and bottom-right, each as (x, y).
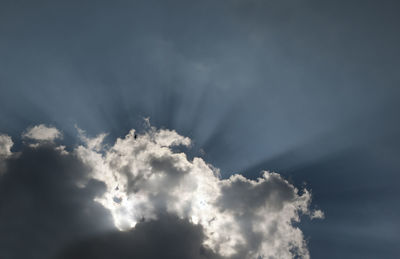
top-left (0, 134), bottom-right (13, 174)
top-left (56, 214), bottom-right (222, 259)
top-left (0, 142), bottom-right (113, 259)
top-left (0, 134), bottom-right (13, 157)
top-left (0, 124), bottom-right (322, 259)
top-left (22, 124), bottom-right (62, 142)
top-left (76, 125), bottom-right (323, 259)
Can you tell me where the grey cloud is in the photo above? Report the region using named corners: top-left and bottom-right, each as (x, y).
top-left (57, 214), bottom-right (223, 259)
top-left (216, 173), bottom-right (308, 259)
top-left (218, 173), bottom-right (296, 213)
top-left (0, 144), bottom-right (113, 259)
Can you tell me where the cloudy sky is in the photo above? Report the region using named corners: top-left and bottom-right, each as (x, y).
top-left (0, 0), bottom-right (399, 258)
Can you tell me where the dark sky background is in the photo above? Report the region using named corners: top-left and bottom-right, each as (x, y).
top-left (1, 0), bottom-right (400, 258)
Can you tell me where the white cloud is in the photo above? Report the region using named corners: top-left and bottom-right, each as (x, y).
top-left (75, 125), bottom-right (323, 259)
top-left (0, 134), bottom-right (13, 174)
top-left (1, 125), bottom-right (323, 258)
top-left (76, 126), bottom-right (108, 152)
top-left (0, 134), bottom-right (13, 157)
top-left (22, 124), bottom-right (62, 142)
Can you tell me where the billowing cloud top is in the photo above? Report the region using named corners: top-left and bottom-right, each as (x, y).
top-left (22, 124), bottom-right (62, 142)
top-left (0, 125), bottom-right (322, 259)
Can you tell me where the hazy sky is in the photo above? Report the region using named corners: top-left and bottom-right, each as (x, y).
top-left (1, 0), bottom-right (399, 258)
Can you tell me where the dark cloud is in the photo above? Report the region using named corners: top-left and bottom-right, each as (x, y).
top-left (56, 214), bottom-right (222, 259)
top-left (0, 145), bottom-right (114, 259)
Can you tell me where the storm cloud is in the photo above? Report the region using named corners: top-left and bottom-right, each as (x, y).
top-left (0, 125), bottom-right (321, 259)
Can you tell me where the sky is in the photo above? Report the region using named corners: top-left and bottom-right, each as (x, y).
top-left (0, 0), bottom-right (400, 258)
